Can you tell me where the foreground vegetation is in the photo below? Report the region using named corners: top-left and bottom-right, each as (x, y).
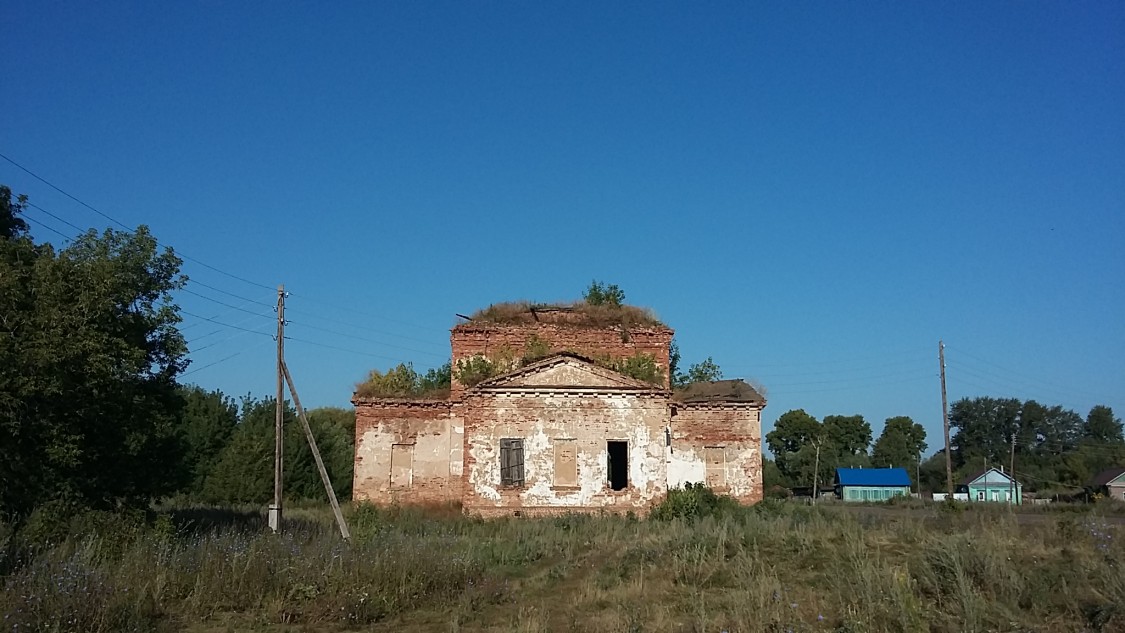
top-left (3, 496), bottom-right (1123, 633)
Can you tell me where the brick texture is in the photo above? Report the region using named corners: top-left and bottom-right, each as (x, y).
top-left (450, 323), bottom-right (674, 398)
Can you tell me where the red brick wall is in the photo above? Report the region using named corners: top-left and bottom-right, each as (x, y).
top-left (672, 404), bottom-right (764, 504)
top-left (450, 323), bottom-right (674, 398)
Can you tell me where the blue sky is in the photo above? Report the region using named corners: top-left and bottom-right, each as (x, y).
top-left (3, 2), bottom-right (1123, 456)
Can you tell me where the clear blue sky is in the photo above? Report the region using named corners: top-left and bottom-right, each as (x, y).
top-left (3, 2), bottom-right (1123, 457)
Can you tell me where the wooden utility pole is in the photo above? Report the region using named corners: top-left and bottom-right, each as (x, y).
top-left (811, 438), bottom-right (822, 501)
top-left (282, 360), bottom-right (351, 541)
top-left (939, 340), bottom-right (953, 496)
top-left (268, 285), bottom-right (286, 533)
top-left (1009, 432), bottom-right (1017, 506)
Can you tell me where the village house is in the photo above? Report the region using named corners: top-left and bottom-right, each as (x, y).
top-left (834, 467), bottom-right (912, 502)
top-left (1088, 467), bottom-right (1125, 501)
top-left (957, 467), bottom-right (1022, 504)
top-left (351, 303), bottom-right (766, 516)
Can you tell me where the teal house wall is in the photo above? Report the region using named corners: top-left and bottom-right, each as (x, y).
top-left (958, 468), bottom-right (1022, 504)
top-left (839, 485), bottom-right (910, 502)
top-left (835, 468), bottom-right (912, 502)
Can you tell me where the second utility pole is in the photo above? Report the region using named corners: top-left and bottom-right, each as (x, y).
top-left (268, 284), bottom-right (286, 532)
top-left (939, 340), bottom-right (952, 497)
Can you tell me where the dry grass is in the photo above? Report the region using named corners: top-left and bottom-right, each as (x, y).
top-left (2, 501), bottom-right (1123, 632)
top-left (467, 300), bottom-right (665, 329)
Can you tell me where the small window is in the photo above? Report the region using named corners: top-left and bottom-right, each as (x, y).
top-left (977, 490), bottom-right (985, 501)
top-left (500, 438), bottom-right (524, 487)
top-left (607, 440), bottom-right (628, 491)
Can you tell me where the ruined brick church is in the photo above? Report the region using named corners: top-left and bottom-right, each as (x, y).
top-left (352, 304), bottom-right (766, 515)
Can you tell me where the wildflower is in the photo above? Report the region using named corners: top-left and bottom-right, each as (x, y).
top-left (818, 614), bottom-right (825, 621)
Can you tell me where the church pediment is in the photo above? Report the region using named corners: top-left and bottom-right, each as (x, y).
top-left (474, 354), bottom-right (661, 391)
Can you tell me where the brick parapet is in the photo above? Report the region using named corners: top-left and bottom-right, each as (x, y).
top-left (449, 323), bottom-right (674, 398)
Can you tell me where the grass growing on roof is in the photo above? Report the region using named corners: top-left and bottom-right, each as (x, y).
top-left (467, 300), bottom-right (665, 328)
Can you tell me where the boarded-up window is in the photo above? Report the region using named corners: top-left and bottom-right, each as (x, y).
top-left (554, 439), bottom-right (577, 487)
top-left (705, 446), bottom-right (726, 488)
top-left (390, 444), bottom-right (413, 488)
top-left (500, 438), bottom-right (525, 487)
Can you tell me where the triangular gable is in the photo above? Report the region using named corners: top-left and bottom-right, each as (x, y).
top-left (473, 353), bottom-right (661, 391)
top-left (965, 468), bottom-right (1019, 486)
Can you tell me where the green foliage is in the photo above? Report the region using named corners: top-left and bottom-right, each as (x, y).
top-left (2, 502), bottom-right (1124, 632)
top-left (0, 185), bottom-right (29, 239)
top-left (872, 416), bottom-right (927, 473)
top-left (177, 385), bottom-right (239, 495)
top-left (683, 357), bottom-right (723, 384)
top-left (201, 398), bottom-right (354, 504)
top-left (454, 355), bottom-right (503, 387)
top-left (355, 362), bottom-right (452, 398)
top-left (0, 186), bottom-right (188, 519)
top-left (1085, 405), bottom-right (1124, 444)
top-left (947, 397), bottom-right (1123, 491)
top-left (823, 414), bottom-right (873, 460)
top-left (766, 409), bottom-right (823, 486)
top-left (583, 279), bottom-right (625, 307)
top-left (668, 338), bottom-right (681, 384)
top-left (521, 335), bottom-right (552, 365)
top-left (601, 352), bottom-right (664, 385)
top-left (648, 483), bottom-right (741, 521)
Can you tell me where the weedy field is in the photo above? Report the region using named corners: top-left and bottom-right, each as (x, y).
top-left (2, 492), bottom-right (1123, 633)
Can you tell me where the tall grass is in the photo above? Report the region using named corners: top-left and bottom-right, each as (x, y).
top-left (2, 500), bottom-right (1122, 632)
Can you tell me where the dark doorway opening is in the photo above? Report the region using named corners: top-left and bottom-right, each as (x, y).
top-left (607, 441), bottom-right (628, 491)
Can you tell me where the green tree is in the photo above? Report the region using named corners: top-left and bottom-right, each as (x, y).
top-left (871, 416), bottom-right (927, 470)
top-left (669, 339), bottom-right (682, 386)
top-left (177, 385), bottom-right (239, 495)
top-left (0, 185), bottom-right (29, 238)
top-left (418, 362), bottom-right (452, 393)
top-left (203, 398), bottom-right (354, 504)
top-left (583, 280), bottom-right (625, 307)
top-left (822, 414), bottom-right (872, 465)
top-left (1, 187), bottom-right (188, 517)
top-left (1084, 405), bottom-right (1123, 444)
top-left (949, 396), bottom-right (1022, 468)
top-left (684, 357), bottom-right (723, 384)
top-left (766, 409), bottom-right (823, 485)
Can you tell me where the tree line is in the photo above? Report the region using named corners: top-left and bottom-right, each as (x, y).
top-left (0, 186), bottom-right (353, 522)
top-left (764, 398), bottom-right (1123, 495)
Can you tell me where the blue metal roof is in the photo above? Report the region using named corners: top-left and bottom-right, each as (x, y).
top-left (835, 467), bottom-right (912, 487)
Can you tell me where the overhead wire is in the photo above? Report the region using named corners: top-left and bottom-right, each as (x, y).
top-left (285, 320), bottom-right (447, 360)
top-left (1, 151), bottom-right (275, 291)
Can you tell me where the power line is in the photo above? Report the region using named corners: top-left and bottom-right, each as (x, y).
top-left (286, 291), bottom-right (443, 334)
top-left (945, 345), bottom-right (1114, 403)
top-left (284, 306), bottom-right (448, 348)
top-left (1, 151), bottom-right (275, 291)
top-left (181, 287), bottom-right (275, 320)
top-left (181, 310), bottom-right (275, 338)
top-left (286, 320), bottom-right (448, 360)
top-left (187, 280), bottom-right (275, 307)
top-left (285, 335), bottom-right (414, 364)
top-left (181, 351), bottom-right (247, 378)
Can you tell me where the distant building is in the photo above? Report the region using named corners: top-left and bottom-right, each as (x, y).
top-left (1088, 467), bottom-right (1125, 501)
top-left (834, 467), bottom-right (912, 501)
top-left (351, 304), bottom-right (767, 516)
top-left (957, 467), bottom-right (1022, 504)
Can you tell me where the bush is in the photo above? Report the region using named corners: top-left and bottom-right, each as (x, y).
top-left (649, 483), bottom-right (741, 521)
top-left (355, 362), bottom-right (451, 398)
